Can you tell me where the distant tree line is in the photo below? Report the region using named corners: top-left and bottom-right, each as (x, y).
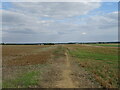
top-left (0, 42), bottom-right (120, 45)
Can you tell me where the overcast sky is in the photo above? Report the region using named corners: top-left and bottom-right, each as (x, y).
top-left (1, 2), bottom-right (118, 43)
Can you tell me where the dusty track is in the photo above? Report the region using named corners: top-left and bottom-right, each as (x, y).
top-left (40, 47), bottom-right (101, 88)
top-left (56, 51), bottom-right (76, 88)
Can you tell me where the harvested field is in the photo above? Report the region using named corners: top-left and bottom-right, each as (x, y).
top-left (87, 44), bottom-right (120, 47)
top-left (2, 44), bottom-right (119, 88)
top-left (65, 44), bottom-right (118, 88)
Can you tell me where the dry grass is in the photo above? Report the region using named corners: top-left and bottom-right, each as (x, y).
top-left (2, 45), bottom-right (50, 57)
top-left (2, 44), bottom-right (119, 88)
top-left (66, 44), bottom-right (118, 88)
top-left (4, 50), bottom-right (52, 66)
top-left (2, 45), bottom-right (58, 88)
top-left (2, 45), bottom-right (55, 66)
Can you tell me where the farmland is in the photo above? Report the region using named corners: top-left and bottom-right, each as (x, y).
top-left (2, 44), bottom-right (119, 88)
top-left (88, 44), bottom-right (120, 47)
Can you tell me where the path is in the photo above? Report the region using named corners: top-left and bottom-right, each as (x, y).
top-left (56, 51), bottom-right (76, 88)
top-left (40, 46), bottom-right (101, 88)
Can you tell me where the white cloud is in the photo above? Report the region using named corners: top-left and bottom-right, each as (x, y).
top-left (1, 2), bottom-right (118, 43)
top-left (82, 32), bottom-right (86, 35)
top-left (10, 2), bottom-right (100, 19)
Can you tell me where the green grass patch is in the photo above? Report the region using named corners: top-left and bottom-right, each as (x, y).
top-left (90, 44), bottom-right (120, 47)
top-left (3, 71), bottom-right (39, 88)
top-left (68, 45), bottom-right (118, 88)
top-left (70, 49), bottom-right (118, 63)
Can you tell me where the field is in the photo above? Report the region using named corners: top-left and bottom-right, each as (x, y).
top-left (88, 44), bottom-right (120, 47)
top-left (2, 44), bottom-right (119, 88)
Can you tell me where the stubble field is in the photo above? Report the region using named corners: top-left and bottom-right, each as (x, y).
top-left (2, 44), bottom-right (119, 88)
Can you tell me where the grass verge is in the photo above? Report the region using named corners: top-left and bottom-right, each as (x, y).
top-left (68, 45), bottom-right (118, 88)
top-left (3, 71), bottom-right (39, 88)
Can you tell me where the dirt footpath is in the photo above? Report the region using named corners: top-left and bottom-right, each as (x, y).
top-left (56, 52), bottom-right (76, 88)
top-left (40, 48), bottom-right (101, 88)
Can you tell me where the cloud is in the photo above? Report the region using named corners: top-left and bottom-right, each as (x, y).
top-left (2, 10), bottom-right (56, 34)
top-left (10, 2), bottom-right (100, 19)
top-left (1, 2), bottom-right (118, 43)
top-left (82, 32), bottom-right (87, 35)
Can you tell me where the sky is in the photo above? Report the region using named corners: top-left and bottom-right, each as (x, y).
top-left (1, 1), bottom-right (118, 43)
